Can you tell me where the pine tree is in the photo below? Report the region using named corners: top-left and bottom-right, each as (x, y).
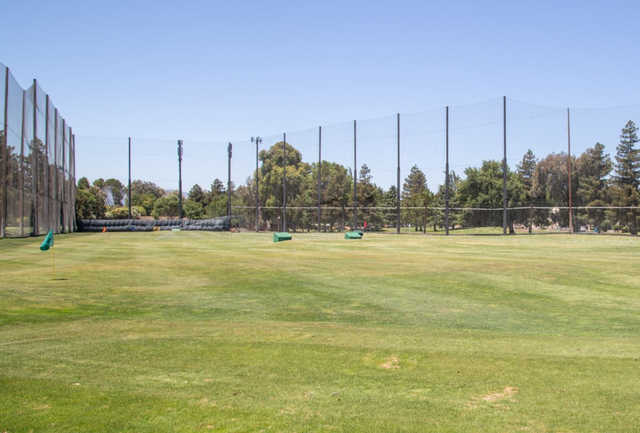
top-left (612, 121), bottom-right (640, 234)
top-left (517, 149), bottom-right (537, 201)
top-left (402, 165), bottom-right (429, 231)
top-left (614, 121), bottom-right (640, 188)
top-left (576, 143), bottom-right (612, 230)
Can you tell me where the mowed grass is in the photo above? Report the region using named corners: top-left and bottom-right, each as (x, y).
top-left (1, 232), bottom-right (640, 433)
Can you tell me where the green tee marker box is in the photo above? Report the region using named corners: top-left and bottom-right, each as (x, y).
top-left (345, 231), bottom-right (363, 239)
top-left (273, 232), bottom-right (292, 242)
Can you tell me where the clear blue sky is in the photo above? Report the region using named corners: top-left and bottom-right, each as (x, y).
top-left (2, 0), bottom-right (640, 191)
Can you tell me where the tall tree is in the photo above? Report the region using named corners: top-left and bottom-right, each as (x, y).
top-left (517, 149), bottom-right (537, 202)
top-left (575, 143), bottom-right (612, 230)
top-left (611, 121), bottom-right (640, 234)
top-left (402, 165), bottom-right (429, 231)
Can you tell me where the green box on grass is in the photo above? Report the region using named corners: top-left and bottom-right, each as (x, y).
top-left (273, 232), bottom-right (292, 242)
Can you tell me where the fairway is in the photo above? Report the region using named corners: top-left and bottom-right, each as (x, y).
top-left (1, 233), bottom-right (640, 432)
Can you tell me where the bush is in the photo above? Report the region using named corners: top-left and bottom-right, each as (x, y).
top-left (105, 206), bottom-right (144, 219)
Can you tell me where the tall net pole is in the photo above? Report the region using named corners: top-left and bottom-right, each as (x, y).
top-left (282, 133), bottom-right (287, 232)
top-left (396, 113), bottom-right (400, 234)
top-left (128, 137), bottom-right (132, 219)
top-left (178, 140), bottom-right (183, 219)
top-left (503, 96), bottom-right (507, 235)
top-left (317, 126), bottom-right (322, 232)
top-left (2, 67), bottom-right (9, 237)
top-left (567, 108), bottom-right (573, 233)
top-left (253, 136), bottom-right (261, 232)
top-left (32, 80), bottom-right (39, 234)
top-left (353, 120), bottom-right (357, 230)
top-left (445, 106), bottom-right (449, 236)
top-left (226, 142), bottom-right (231, 218)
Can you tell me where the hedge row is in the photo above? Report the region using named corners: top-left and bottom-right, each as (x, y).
top-left (78, 217), bottom-right (230, 232)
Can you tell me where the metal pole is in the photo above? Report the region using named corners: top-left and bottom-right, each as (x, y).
top-left (32, 79), bottom-right (38, 235)
top-left (317, 126), bottom-right (322, 232)
top-left (396, 113), bottom-right (401, 234)
top-left (503, 96), bottom-right (507, 235)
top-left (253, 136), bottom-right (260, 232)
top-left (226, 142), bottom-right (231, 219)
top-left (178, 140), bottom-right (184, 219)
top-left (19, 90), bottom-right (26, 236)
top-left (1, 67), bottom-right (9, 237)
top-left (54, 109), bottom-right (58, 232)
top-left (128, 137), bottom-right (132, 219)
top-left (445, 106), bottom-right (449, 236)
top-left (353, 119), bottom-right (357, 230)
top-left (45, 94), bottom-right (50, 232)
top-left (282, 133), bottom-right (287, 232)
top-left (567, 108), bottom-right (573, 233)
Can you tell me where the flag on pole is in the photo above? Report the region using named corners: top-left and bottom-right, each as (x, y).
top-left (40, 230), bottom-right (54, 251)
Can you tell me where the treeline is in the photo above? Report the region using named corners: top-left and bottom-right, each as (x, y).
top-left (76, 120), bottom-right (640, 233)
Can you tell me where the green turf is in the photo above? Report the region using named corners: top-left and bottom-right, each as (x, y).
top-left (1, 232), bottom-right (639, 432)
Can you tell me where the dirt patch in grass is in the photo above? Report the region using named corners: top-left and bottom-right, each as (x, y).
top-left (467, 386), bottom-right (518, 409)
top-left (380, 356), bottom-right (400, 369)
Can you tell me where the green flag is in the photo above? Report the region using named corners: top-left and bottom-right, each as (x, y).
top-left (40, 230), bottom-right (54, 251)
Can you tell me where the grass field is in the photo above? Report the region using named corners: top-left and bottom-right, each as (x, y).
top-left (1, 232), bottom-right (640, 432)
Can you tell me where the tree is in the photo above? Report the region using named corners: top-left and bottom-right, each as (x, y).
top-left (357, 164), bottom-right (384, 229)
top-left (575, 143), bottom-right (612, 230)
top-left (75, 183), bottom-right (106, 219)
top-left (128, 180), bottom-right (165, 216)
top-left (532, 153), bottom-right (577, 229)
top-left (456, 161), bottom-right (525, 232)
top-left (188, 184), bottom-right (207, 206)
top-left (611, 121), bottom-right (640, 234)
top-left (152, 194), bottom-right (180, 219)
top-left (402, 165), bottom-right (430, 231)
top-left (257, 141), bottom-right (311, 230)
top-left (77, 177), bottom-right (90, 190)
top-left (517, 149), bottom-right (537, 202)
top-left (183, 199), bottom-right (205, 219)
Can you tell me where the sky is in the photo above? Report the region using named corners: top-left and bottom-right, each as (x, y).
top-left (2, 0), bottom-right (640, 192)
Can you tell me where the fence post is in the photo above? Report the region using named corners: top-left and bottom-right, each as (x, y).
top-left (396, 113), bottom-right (401, 234)
top-left (353, 120), bottom-right (357, 230)
top-left (1, 67), bottom-right (8, 237)
top-left (567, 107), bottom-right (573, 233)
top-left (445, 106), bottom-right (449, 236)
top-left (503, 96), bottom-right (507, 235)
top-left (317, 126), bottom-right (322, 232)
top-left (282, 133), bottom-right (287, 232)
top-left (128, 137), bottom-right (132, 219)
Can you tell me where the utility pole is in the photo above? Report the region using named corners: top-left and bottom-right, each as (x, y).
top-left (178, 140), bottom-right (183, 219)
top-left (128, 137), bottom-right (132, 219)
top-left (227, 142), bottom-right (232, 218)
